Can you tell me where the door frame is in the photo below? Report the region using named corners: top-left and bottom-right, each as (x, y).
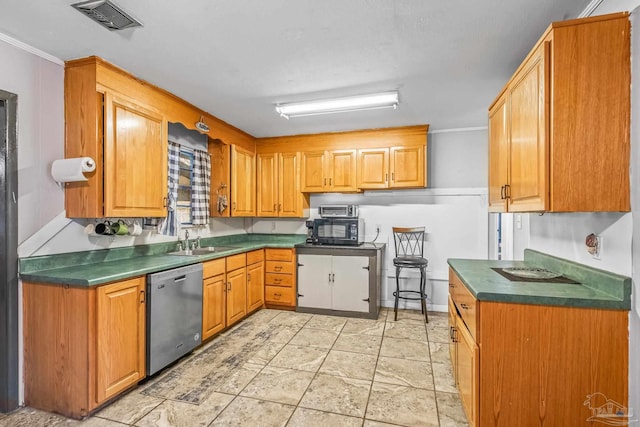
top-left (0, 89), bottom-right (19, 413)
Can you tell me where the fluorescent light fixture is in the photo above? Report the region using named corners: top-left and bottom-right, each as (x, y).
top-left (275, 91), bottom-right (399, 119)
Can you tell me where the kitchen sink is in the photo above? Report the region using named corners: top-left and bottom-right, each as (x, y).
top-left (166, 246), bottom-right (237, 256)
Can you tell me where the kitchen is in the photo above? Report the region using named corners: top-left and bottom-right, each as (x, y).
top-left (1, 1), bottom-right (639, 426)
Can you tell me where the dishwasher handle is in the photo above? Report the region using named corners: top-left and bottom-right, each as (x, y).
top-left (174, 275), bottom-right (186, 282)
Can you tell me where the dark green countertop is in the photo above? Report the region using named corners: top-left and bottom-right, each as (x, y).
top-left (20, 234), bottom-right (306, 287)
top-left (447, 249), bottom-right (631, 310)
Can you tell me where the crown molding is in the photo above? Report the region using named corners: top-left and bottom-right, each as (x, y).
top-left (0, 32), bottom-right (63, 66)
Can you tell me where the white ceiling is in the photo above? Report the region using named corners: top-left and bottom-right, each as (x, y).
top-left (0, 0), bottom-right (593, 137)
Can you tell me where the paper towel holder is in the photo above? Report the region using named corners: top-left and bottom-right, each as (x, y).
top-left (51, 157), bottom-right (96, 185)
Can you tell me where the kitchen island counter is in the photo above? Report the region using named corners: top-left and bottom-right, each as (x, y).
top-left (448, 249), bottom-right (631, 310)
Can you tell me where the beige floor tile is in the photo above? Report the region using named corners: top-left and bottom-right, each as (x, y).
top-left (432, 361), bottom-right (457, 393)
top-left (65, 417), bottom-right (127, 426)
top-left (210, 396), bottom-right (294, 426)
top-left (319, 349), bottom-right (378, 380)
top-left (214, 363), bottom-right (263, 395)
top-left (305, 315), bottom-right (348, 332)
top-left (426, 325), bottom-right (450, 344)
top-left (342, 319), bottom-right (386, 336)
top-left (247, 340), bottom-right (287, 365)
top-left (268, 344), bottom-right (328, 372)
top-left (134, 391), bottom-right (233, 427)
top-left (363, 420), bottom-right (404, 427)
top-left (267, 325), bottom-right (302, 343)
top-left (366, 382), bottom-right (439, 426)
top-left (95, 390), bottom-right (163, 424)
top-left (299, 373), bottom-right (371, 417)
top-left (436, 392), bottom-right (469, 427)
top-left (384, 321), bottom-right (427, 341)
top-left (377, 309), bottom-right (389, 321)
top-left (380, 337), bottom-right (430, 361)
top-left (374, 357), bottom-right (433, 389)
top-left (289, 328), bottom-right (339, 349)
top-left (428, 341), bottom-right (450, 364)
top-left (333, 333), bottom-right (382, 355)
top-left (239, 366), bottom-right (315, 405)
top-left (287, 407), bottom-right (362, 427)
top-left (387, 309), bottom-right (428, 323)
top-left (270, 311), bottom-right (312, 328)
top-left (0, 407), bottom-right (69, 427)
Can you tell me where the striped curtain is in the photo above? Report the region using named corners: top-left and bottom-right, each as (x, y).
top-left (158, 141), bottom-right (180, 236)
top-left (192, 148), bottom-right (211, 225)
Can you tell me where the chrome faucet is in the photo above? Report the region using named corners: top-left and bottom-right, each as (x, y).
top-left (184, 230), bottom-right (190, 251)
top-left (195, 236), bottom-right (201, 249)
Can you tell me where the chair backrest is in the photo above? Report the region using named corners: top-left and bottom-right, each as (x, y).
top-left (392, 227), bottom-right (425, 258)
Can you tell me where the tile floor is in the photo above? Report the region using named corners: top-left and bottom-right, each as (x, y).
top-left (0, 308), bottom-right (468, 427)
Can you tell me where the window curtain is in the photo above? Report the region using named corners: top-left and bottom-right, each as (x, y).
top-left (192, 148), bottom-right (211, 225)
top-left (158, 141), bottom-right (180, 236)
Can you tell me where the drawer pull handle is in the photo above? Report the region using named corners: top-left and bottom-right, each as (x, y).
top-left (460, 303), bottom-right (470, 310)
top-left (140, 290), bottom-right (145, 303)
top-left (274, 292), bottom-right (281, 297)
top-left (274, 266), bottom-right (282, 271)
top-left (274, 278), bottom-right (282, 283)
top-left (449, 283), bottom-right (455, 288)
top-left (247, 273), bottom-right (251, 281)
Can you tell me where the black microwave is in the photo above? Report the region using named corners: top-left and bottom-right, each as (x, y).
top-left (311, 218), bottom-right (364, 246)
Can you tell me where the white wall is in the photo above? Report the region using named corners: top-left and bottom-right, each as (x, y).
top-left (0, 36), bottom-right (65, 244)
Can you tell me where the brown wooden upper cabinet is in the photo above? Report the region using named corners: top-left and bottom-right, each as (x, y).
top-left (257, 152), bottom-right (309, 217)
top-left (488, 12), bottom-right (630, 213)
top-left (357, 145), bottom-right (425, 189)
top-left (65, 59), bottom-right (168, 218)
top-left (231, 145), bottom-right (256, 216)
top-left (301, 149), bottom-right (358, 193)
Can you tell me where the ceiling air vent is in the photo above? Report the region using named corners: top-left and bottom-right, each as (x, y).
top-left (71, 0), bottom-right (142, 31)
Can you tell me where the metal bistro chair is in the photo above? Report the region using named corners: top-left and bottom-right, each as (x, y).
top-left (392, 227), bottom-right (429, 323)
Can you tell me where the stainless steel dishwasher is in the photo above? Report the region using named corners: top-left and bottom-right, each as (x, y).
top-left (146, 263), bottom-right (203, 376)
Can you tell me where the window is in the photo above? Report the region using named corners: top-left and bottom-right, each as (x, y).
top-left (176, 149), bottom-right (194, 225)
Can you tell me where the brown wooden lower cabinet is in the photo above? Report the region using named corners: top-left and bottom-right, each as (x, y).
top-left (23, 277), bottom-right (146, 419)
top-left (448, 268), bottom-right (628, 426)
top-left (226, 253), bottom-right (247, 327)
top-left (264, 248), bottom-right (296, 309)
top-left (246, 249), bottom-right (265, 313)
top-left (202, 258), bottom-right (226, 341)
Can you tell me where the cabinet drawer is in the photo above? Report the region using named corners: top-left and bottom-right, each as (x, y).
top-left (454, 281), bottom-right (478, 341)
top-left (265, 273), bottom-right (293, 288)
top-left (265, 286), bottom-right (295, 306)
top-left (226, 253), bottom-right (247, 271)
top-left (266, 248), bottom-right (293, 262)
top-left (247, 249), bottom-right (264, 265)
top-left (266, 261), bottom-right (294, 274)
top-left (203, 258), bottom-right (225, 278)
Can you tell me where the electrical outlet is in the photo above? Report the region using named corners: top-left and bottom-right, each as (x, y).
top-left (271, 221), bottom-right (276, 232)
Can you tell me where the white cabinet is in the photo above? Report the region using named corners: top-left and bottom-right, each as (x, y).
top-left (297, 254), bottom-right (370, 313)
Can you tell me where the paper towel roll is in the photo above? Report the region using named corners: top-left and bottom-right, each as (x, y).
top-left (51, 157), bottom-right (96, 182)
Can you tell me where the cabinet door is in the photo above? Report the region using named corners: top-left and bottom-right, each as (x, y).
top-left (203, 274), bottom-right (226, 340)
top-left (508, 42), bottom-right (548, 212)
top-left (301, 151), bottom-right (326, 192)
top-left (246, 261), bottom-right (265, 313)
top-left (456, 316), bottom-right (478, 427)
top-left (389, 145), bottom-right (425, 188)
top-left (448, 295), bottom-right (457, 381)
top-left (96, 277), bottom-right (145, 403)
top-left (104, 92), bottom-right (167, 217)
top-left (226, 267), bottom-right (247, 326)
top-left (297, 254), bottom-right (332, 309)
top-left (328, 149), bottom-right (358, 192)
top-left (279, 152), bottom-right (303, 217)
top-left (256, 153), bottom-right (278, 217)
top-left (231, 145), bottom-right (256, 216)
top-left (331, 255), bottom-right (370, 312)
top-left (357, 148), bottom-right (389, 189)
top-left (488, 93), bottom-right (509, 212)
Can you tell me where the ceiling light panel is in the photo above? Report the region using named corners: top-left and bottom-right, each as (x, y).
top-left (275, 91), bottom-right (399, 119)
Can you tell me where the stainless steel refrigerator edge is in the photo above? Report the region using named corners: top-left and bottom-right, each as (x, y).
top-left (146, 263), bottom-right (203, 376)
